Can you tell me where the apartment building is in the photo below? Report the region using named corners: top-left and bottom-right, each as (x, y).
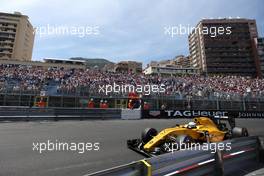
top-left (0, 12), bottom-right (34, 61)
top-left (189, 18), bottom-right (260, 77)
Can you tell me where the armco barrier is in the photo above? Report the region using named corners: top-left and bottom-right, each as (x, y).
top-left (87, 136), bottom-right (264, 176)
top-left (148, 136), bottom-right (262, 176)
top-left (0, 107), bottom-right (122, 121)
top-left (121, 109), bottom-right (141, 120)
top-left (147, 148), bottom-right (217, 176)
top-left (84, 161), bottom-right (150, 176)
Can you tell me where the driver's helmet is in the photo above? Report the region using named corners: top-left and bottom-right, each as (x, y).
top-left (188, 122), bottom-right (197, 128)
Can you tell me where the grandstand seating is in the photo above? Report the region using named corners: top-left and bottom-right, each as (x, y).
top-left (1, 64), bottom-right (264, 101)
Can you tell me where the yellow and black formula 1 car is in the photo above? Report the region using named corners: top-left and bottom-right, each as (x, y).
top-left (127, 116), bottom-right (249, 157)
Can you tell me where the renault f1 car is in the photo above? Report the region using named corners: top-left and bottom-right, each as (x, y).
top-left (127, 116), bottom-right (249, 157)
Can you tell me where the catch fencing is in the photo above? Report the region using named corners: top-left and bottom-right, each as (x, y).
top-left (0, 92), bottom-right (264, 111)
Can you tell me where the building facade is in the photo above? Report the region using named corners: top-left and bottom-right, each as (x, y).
top-left (0, 12), bottom-right (34, 61)
top-left (0, 58), bottom-right (86, 69)
top-left (102, 63), bottom-right (116, 72)
top-left (144, 65), bottom-right (198, 75)
top-left (189, 18), bottom-right (260, 77)
top-left (148, 55), bottom-right (191, 68)
top-left (255, 38), bottom-right (264, 77)
top-left (116, 61), bottom-right (142, 73)
top-left (173, 55), bottom-right (191, 68)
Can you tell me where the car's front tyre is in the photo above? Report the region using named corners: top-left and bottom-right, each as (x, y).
top-left (141, 128), bottom-right (158, 143)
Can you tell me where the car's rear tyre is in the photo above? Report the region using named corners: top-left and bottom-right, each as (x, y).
top-left (142, 128), bottom-right (158, 143)
top-left (232, 127), bottom-right (249, 138)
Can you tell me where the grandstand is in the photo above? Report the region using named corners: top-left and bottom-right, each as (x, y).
top-left (0, 63), bottom-right (264, 111)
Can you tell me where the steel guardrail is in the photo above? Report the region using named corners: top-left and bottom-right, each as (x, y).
top-left (84, 161), bottom-right (150, 176)
top-left (0, 107), bottom-right (122, 121)
top-left (87, 136), bottom-right (264, 176)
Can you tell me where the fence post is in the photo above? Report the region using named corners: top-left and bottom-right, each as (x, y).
top-left (60, 96), bottom-right (63, 107)
top-left (214, 149), bottom-right (224, 176)
top-left (256, 137), bottom-right (264, 163)
top-left (216, 98), bottom-right (220, 110)
top-left (3, 92), bottom-right (6, 106)
top-left (242, 97), bottom-right (246, 111)
top-left (140, 160), bottom-right (152, 176)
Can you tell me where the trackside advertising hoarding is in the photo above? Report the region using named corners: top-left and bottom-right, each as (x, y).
top-left (143, 110), bottom-right (264, 118)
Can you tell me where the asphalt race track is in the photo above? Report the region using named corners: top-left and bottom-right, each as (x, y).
top-left (0, 119), bottom-right (263, 176)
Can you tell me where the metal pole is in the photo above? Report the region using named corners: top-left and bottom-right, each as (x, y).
top-left (214, 149), bottom-right (224, 176)
top-left (242, 97), bottom-right (246, 111)
top-left (216, 93), bottom-right (220, 110)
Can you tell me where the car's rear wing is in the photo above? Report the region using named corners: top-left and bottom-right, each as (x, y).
top-left (211, 115), bottom-right (236, 129)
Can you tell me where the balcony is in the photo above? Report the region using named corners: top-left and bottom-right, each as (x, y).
top-left (0, 45), bottom-right (13, 49)
top-left (0, 29), bottom-right (16, 34)
top-left (7, 25), bottom-right (17, 29)
top-left (0, 23), bottom-right (16, 28)
top-left (0, 34), bottom-right (15, 39)
top-left (0, 54), bottom-right (11, 59)
top-left (0, 51), bottom-right (11, 54)
top-left (0, 48), bottom-right (12, 53)
top-left (0, 40), bottom-right (13, 44)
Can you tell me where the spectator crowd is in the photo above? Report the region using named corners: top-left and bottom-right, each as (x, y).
top-left (1, 64), bottom-right (264, 100)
